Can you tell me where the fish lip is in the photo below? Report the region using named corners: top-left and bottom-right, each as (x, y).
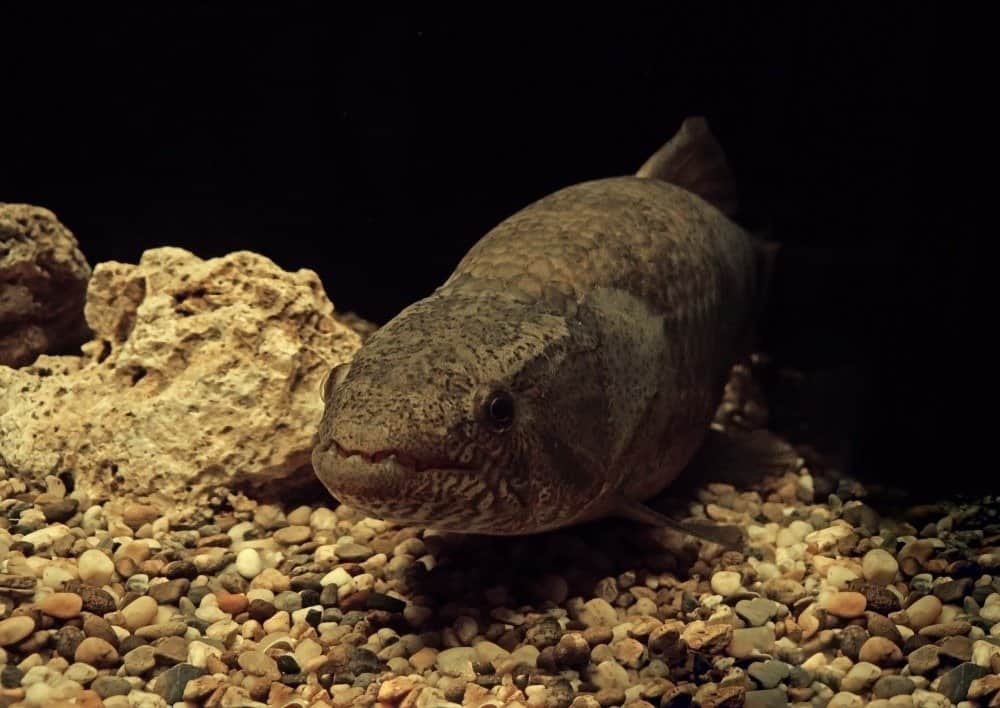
top-left (330, 439), bottom-right (474, 474)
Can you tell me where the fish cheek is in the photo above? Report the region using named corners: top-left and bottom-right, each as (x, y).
top-left (535, 386), bottom-right (611, 494)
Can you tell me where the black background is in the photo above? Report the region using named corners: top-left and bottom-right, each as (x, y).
top-left (3, 5), bottom-right (980, 493)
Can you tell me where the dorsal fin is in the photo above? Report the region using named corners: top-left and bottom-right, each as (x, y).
top-left (636, 117), bottom-right (739, 218)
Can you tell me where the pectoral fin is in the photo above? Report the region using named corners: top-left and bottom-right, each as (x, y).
top-left (612, 495), bottom-right (746, 549)
top-left (689, 426), bottom-right (803, 485)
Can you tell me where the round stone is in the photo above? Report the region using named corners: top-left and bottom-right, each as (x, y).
top-left (863, 549), bottom-right (900, 586)
top-left (906, 596), bottom-right (942, 630)
top-left (78, 549), bottom-right (115, 586)
top-left (274, 525), bottom-right (311, 545)
top-left (579, 599), bottom-right (618, 628)
top-left (120, 595), bottom-right (158, 631)
top-left (822, 591), bottom-right (868, 618)
top-left (711, 571), bottom-right (743, 597)
top-left (0, 616), bottom-right (36, 646)
top-left (39, 592), bottom-right (84, 619)
top-left (235, 549), bottom-right (262, 579)
top-left (859, 636), bottom-right (904, 666)
top-left (74, 637), bottom-right (120, 668)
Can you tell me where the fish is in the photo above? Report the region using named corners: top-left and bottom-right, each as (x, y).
top-left (311, 117), bottom-right (799, 547)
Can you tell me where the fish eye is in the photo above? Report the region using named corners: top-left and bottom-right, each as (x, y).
top-left (483, 390), bottom-right (515, 431)
top-left (320, 362), bottom-right (350, 403)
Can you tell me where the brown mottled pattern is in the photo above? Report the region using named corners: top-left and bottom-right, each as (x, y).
top-left (312, 174), bottom-right (758, 535)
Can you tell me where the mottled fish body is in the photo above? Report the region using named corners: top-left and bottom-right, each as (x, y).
top-left (312, 118), bottom-right (787, 543)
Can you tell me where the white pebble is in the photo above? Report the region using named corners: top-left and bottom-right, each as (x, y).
top-left (972, 639), bottom-right (1000, 667)
top-left (78, 548), bottom-right (115, 586)
top-left (710, 571), bottom-right (742, 597)
top-left (321, 567), bottom-right (353, 587)
top-left (235, 548), bottom-right (262, 579)
top-left (862, 549), bottom-right (899, 585)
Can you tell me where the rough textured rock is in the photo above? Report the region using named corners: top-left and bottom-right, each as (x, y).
top-left (0, 247), bottom-right (362, 504)
top-left (0, 203), bottom-right (91, 367)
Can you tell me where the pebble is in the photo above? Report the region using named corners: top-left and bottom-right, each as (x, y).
top-left (78, 549), bottom-right (115, 586)
top-left (736, 598), bottom-right (779, 627)
top-left (122, 504), bottom-right (160, 530)
top-left (972, 639), bottom-right (1000, 668)
top-left (92, 676), bottom-right (133, 699)
top-left (908, 644), bottom-right (941, 674)
top-left (748, 660), bottom-right (790, 689)
top-left (873, 676), bottom-right (916, 699)
top-left (235, 548), bottom-right (262, 579)
top-left (579, 598), bottom-right (618, 627)
top-left (828, 691), bottom-right (866, 708)
top-left (906, 596), bottom-right (943, 630)
top-left (728, 627), bottom-right (775, 659)
top-left (0, 616), bottom-right (36, 646)
top-left (120, 595), bottom-right (158, 630)
top-left (336, 542), bottom-right (374, 562)
top-left (836, 659), bottom-right (877, 689)
top-left (859, 636), bottom-right (904, 666)
top-left (937, 662), bottom-right (988, 703)
top-left (436, 647), bottom-right (477, 677)
top-left (863, 549), bottom-right (900, 585)
top-left (711, 571), bottom-right (743, 597)
top-left (823, 591), bottom-right (868, 618)
top-left (155, 663), bottom-right (206, 703)
top-left (74, 637), bottom-right (119, 668)
top-left (593, 660), bottom-right (630, 690)
top-left (745, 688), bottom-right (789, 708)
top-left (273, 525), bottom-right (311, 545)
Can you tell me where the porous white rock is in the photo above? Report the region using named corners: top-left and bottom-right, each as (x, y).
top-left (0, 246), bottom-right (362, 504)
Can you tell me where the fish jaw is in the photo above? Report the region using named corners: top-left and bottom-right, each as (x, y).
top-left (311, 437), bottom-right (540, 535)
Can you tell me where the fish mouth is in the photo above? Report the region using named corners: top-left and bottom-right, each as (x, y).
top-left (311, 437), bottom-right (535, 534)
top-left (329, 439), bottom-right (472, 474)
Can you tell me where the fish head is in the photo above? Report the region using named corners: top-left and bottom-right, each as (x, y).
top-left (311, 292), bottom-right (614, 534)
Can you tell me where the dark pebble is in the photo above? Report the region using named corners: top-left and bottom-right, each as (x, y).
top-left (148, 578), bottom-right (190, 605)
top-left (903, 634), bottom-right (933, 653)
top-left (248, 599), bottom-right (277, 622)
top-left (118, 635), bottom-right (149, 656)
top-left (154, 662), bottom-right (206, 703)
top-left (838, 625), bottom-right (869, 661)
top-left (934, 578), bottom-right (974, 604)
top-left (788, 667), bottom-right (812, 688)
top-left (937, 662), bottom-right (989, 703)
top-left (277, 654), bottom-right (301, 674)
top-left (937, 635), bottom-right (973, 663)
top-left (947, 560), bottom-right (982, 578)
top-left (547, 678), bottom-right (575, 708)
top-left (847, 580), bottom-right (901, 614)
top-left (82, 614), bottom-right (119, 649)
top-left (353, 672), bottom-right (377, 689)
top-left (596, 687), bottom-right (627, 706)
top-left (92, 676), bottom-right (133, 699)
top-left (526, 618), bottom-right (563, 649)
top-left (873, 675), bottom-right (916, 699)
top-left (63, 582), bottom-right (117, 615)
top-left (681, 592), bottom-right (698, 613)
top-left (186, 585), bottom-right (212, 607)
top-left (537, 646), bottom-right (558, 672)
top-left (290, 574), bottom-right (324, 593)
top-left (216, 569), bottom-right (246, 593)
top-left (443, 681), bottom-right (465, 702)
top-left (40, 498), bottom-right (78, 523)
top-left (54, 625), bottom-right (85, 660)
top-left (842, 504), bottom-right (880, 533)
top-left (322, 608), bottom-right (343, 623)
top-left (281, 672), bottom-right (307, 686)
top-left (0, 665), bottom-right (23, 688)
top-left (366, 592), bottom-right (406, 613)
top-left (476, 674), bottom-right (502, 688)
top-left (185, 617), bottom-right (212, 634)
top-left (153, 636), bottom-right (189, 666)
top-left (345, 646), bottom-right (381, 675)
top-left (660, 686), bottom-right (694, 708)
top-left (341, 610), bottom-right (366, 626)
top-left (745, 688), bottom-right (789, 708)
top-left (865, 612), bottom-right (904, 646)
top-left (300, 589), bottom-right (321, 607)
top-left (306, 609), bottom-right (322, 627)
top-left (972, 584), bottom-right (995, 605)
top-left (340, 590), bottom-right (371, 612)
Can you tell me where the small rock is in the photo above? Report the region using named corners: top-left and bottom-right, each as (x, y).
top-left (840, 625), bottom-right (871, 661)
top-left (216, 592), bottom-right (248, 614)
top-left (748, 660), bottom-right (790, 689)
top-left (274, 525), bottom-right (311, 545)
top-left (736, 598), bottom-right (779, 627)
top-left (872, 676), bottom-right (916, 699)
top-left (0, 616), bottom-right (36, 646)
top-left (336, 542), bottom-right (374, 562)
top-left (827, 691), bottom-right (865, 708)
top-left (937, 635), bottom-right (973, 663)
top-left (579, 598), bottom-right (618, 628)
top-left (866, 612), bottom-right (904, 645)
top-left (39, 591), bottom-right (84, 619)
top-left (711, 571), bottom-right (743, 597)
top-left (436, 647), bottom-right (477, 677)
top-left (154, 662), bottom-right (206, 704)
top-left (841, 662), bottom-right (881, 693)
top-left (863, 549), bottom-right (900, 585)
top-left (235, 548), bottom-right (262, 579)
top-left (147, 579), bottom-right (188, 604)
top-left (933, 578), bottom-right (974, 604)
top-left (377, 676), bottom-right (415, 702)
top-left (907, 644), bottom-right (941, 675)
top-left (728, 627), bottom-right (775, 659)
top-left (764, 578), bottom-right (806, 605)
top-left (92, 676), bottom-right (133, 699)
top-left (612, 637), bottom-right (646, 668)
top-left (859, 636), bottom-right (904, 666)
top-left (238, 650), bottom-right (280, 681)
top-left (919, 621), bottom-right (972, 639)
top-left (972, 639), bottom-right (1000, 667)
top-left (822, 591), bottom-right (868, 618)
top-left (554, 633), bottom-right (591, 667)
top-left (906, 596), bottom-right (943, 630)
top-left (745, 688), bottom-right (788, 708)
top-left (937, 662), bottom-right (988, 703)
top-left (78, 549), bottom-right (115, 586)
top-left (74, 637), bottom-right (120, 668)
top-left (123, 645), bottom-right (156, 676)
top-left (123, 504), bottom-right (160, 530)
top-left (593, 659), bottom-right (630, 690)
top-left (120, 595), bottom-right (158, 630)
top-left (967, 674), bottom-right (1000, 700)
top-left (40, 498), bottom-right (78, 523)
